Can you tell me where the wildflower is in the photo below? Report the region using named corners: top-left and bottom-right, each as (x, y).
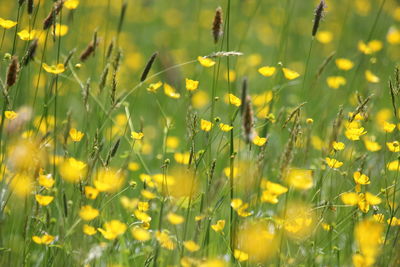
top-left (17, 29), bottom-right (37, 41)
top-left (219, 123), bottom-right (233, 132)
top-left (120, 197), bottom-right (138, 211)
top-left (131, 227), bottom-right (151, 241)
top-left (94, 168), bottom-right (125, 193)
top-left (345, 122), bottom-right (367, 140)
top-left (83, 224), bottom-right (97, 236)
top-left (258, 66), bottom-right (276, 77)
top-left (261, 180), bottom-right (288, 203)
top-left (332, 141), bottom-right (345, 151)
top-left (353, 171), bottom-right (370, 185)
top-left (98, 220), bottom-right (127, 240)
top-left (9, 173), bottom-right (34, 198)
top-left (373, 214), bottom-right (385, 223)
top-left (131, 131), bottom-right (144, 140)
top-left (35, 195), bottom-right (54, 206)
top-left (183, 240), bottom-right (200, 252)
top-left (306, 118), bottom-right (314, 124)
top-left (327, 76), bottom-right (346, 89)
top-left (185, 78), bottom-right (199, 91)
top-left (365, 70), bottom-right (380, 83)
top-left (42, 63), bottom-right (65, 74)
top-left (174, 152), bottom-right (190, 164)
top-left (316, 30), bottom-right (333, 43)
top-left (59, 157), bottom-right (87, 183)
top-left (252, 135), bottom-right (267, 146)
top-left (197, 56), bottom-right (216, 67)
top-left (325, 157), bottom-right (343, 168)
top-left (231, 199), bottom-right (252, 217)
top-left (84, 186), bottom-right (99, 199)
top-left (32, 234), bottom-right (55, 245)
top-left (167, 212), bottom-right (184, 225)
top-left (226, 93), bottom-right (241, 107)
top-left (64, 0), bottom-right (79, 9)
top-left (164, 83), bottom-right (181, 99)
top-left (358, 40), bottom-right (383, 54)
top-left (284, 168), bottom-right (313, 190)
top-left (155, 230), bottom-right (175, 250)
top-left (387, 160), bottom-right (400, 171)
top-left (282, 67), bottom-right (300, 80)
top-left (283, 202), bottom-right (315, 240)
top-left (335, 58), bottom-right (354, 71)
top-left (38, 173), bottom-right (55, 188)
top-left (147, 81), bottom-right (162, 93)
top-left (363, 137), bottom-right (381, 152)
top-left (79, 205), bottom-right (100, 221)
top-left (54, 24), bottom-right (68, 37)
top-left (192, 90), bottom-right (209, 109)
top-left (69, 128), bottom-right (84, 142)
top-left (383, 121), bottom-right (396, 132)
top-left (128, 161), bottom-right (140, 171)
top-left (5, 111), bottom-right (18, 120)
top-left (211, 220), bottom-right (225, 232)
top-left (0, 18), bottom-right (17, 29)
top-left (353, 219), bottom-right (383, 266)
top-left (386, 141), bottom-right (400, 152)
top-left (234, 249), bottom-right (249, 262)
top-left (341, 192), bottom-right (381, 212)
top-left (200, 119), bottom-right (213, 132)
top-left (387, 27), bottom-right (400, 45)
top-left (141, 189), bottom-right (156, 199)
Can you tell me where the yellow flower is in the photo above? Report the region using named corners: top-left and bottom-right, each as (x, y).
top-left (131, 131), bottom-right (144, 140)
top-left (234, 249), bottom-right (249, 262)
top-left (84, 186), bottom-right (99, 199)
top-left (59, 157), bottom-right (87, 183)
top-left (164, 83), bottom-right (181, 99)
top-left (167, 212), bottom-right (184, 225)
top-left (17, 29), bottom-right (37, 40)
top-left (42, 63), bottom-right (65, 74)
top-left (69, 128), bottom-right (84, 142)
top-left (252, 136), bottom-right (267, 146)
top-left (192, 90), bottom-right (209, 109)
top-left (200, 119), bottom-right (213, 132)
top-left (35, 195), bottom-right (54, 206)
top-left (120, 196), bottom-right (138, 211)
top-left (325, 157), bottom-right (343, 168)
top-left (282, 67), bottom-right (300, 80)
top-left (387, 27), bottom-right (400, 45)
top-left (341, 192), bottom-right (381, 213)
top-left (54, 24), bottom-right (68, 37)
top-left (141, 189), bottom-right (156, 199)
top-left (386, 141), bottom-right (400, 152)
top-left (345, 122), bottom-right (367, 140)
top-left (64, 0), bottom-right (79, 9)
top-left (353, 171), bottom-right (370, 185)
top-left (197, 56), bottom-right (216, 67)
top-left (174, 152), bottom-right (190, 164)
top-left (383, 121), bottom-right (396, 132)
top-left (211, 220), bottom-right (225, 232)
top-left (185, 78), bottom-right (199, 91)
top-left (365, 70), bottom-right (380, 83)
top-left (0, 18), bottom-right (17, 29)
top-left (363, 138), bottom-right (381, 152)
top-left (38, 173), bottom-right (55, 188)
top-left (183, 240), bottom-right (200, 252)
top-left (32, 234), bottom-right (55, 245)
top-left (258, 66), bottom-right (276, 77)
top-left (94, 168), bottom-right (125, 193)
top-left (83, 224), bottom-right (97, 235)
top-left (10, 173), bottom-right (33, 198)
top-left (285, 169), bottom-right (313, 190)
top-left (131, 227), bottom-right (151, 241)
top-left (79, 205), bottom-right (100, 221)
top-left (5, 111), bottom-right (18, 120)
top-left (98, 220), bottom-right (127, 240)
top-left (335, 58), bottom-right (354, 71)
top-left (219, 123), bottom-right (233, 132)
top-left (155, 230), bottom-right (175, 250)
top-left (327, 76), bottom-right (346, 89)
top-left (332, 141), bottom-right (345, 151)
top-left (227, 93), bottom-right (241, 107)
top-left (358, 40), bottom-right (383, 54)
top-left (316, 31), bottom-right (333, 43)
top-left (147, 81), bottom-right (163, 93)
top-left (354, 219), bottom-right (383, 265)
top-left (387, 160), bottom-right (400, 171)
top-left (134, 209), bottom-right (151, 223)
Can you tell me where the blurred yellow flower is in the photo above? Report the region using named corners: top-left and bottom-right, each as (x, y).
top-left (285, 168), bottom-right (313, 190)
top-left (164, 83), bottom-right (181, 99)
top-left (79, 205), bottom-right (99, 221)
top-left (0, 18), bottom-right (17, 29)
top-left (94, 168), bottom-right (125, 193)
top-left (219, 123), bottom-right (233, 132)
top-left (316, 31), bottom-right (333, 43)
top-left (227, 93), bottom-right (241, 107)
top-left (282, 67), bottom-right (300, 80)
top-left (197, 56), bottom-right (215, 67)
top-left (59, 157), bottom-right (87, 183)
top-left (84, 186), bottom-right (99, 199)
top-left (17, 29), bottom-right (37, 41)
top-left (32, 234), bottom-right (55, 245)
top-left (185, 78), bottom-right (199, 91)
top-left (200, 119), bottom-right (213, 132)
top-left (64, 0), bottom-right (79, 9)
top-left (35, 195), bottom-right (54, 206)
top-left (365, 70), bottom-right (380, 83)
top-left (131, 131), bottom-right (144, 140)
top-left (335, 58), bottom-right (354, 71)
top-left (211, 220), bottom-right (225, 232)
top-left (167, 212), bottom-right (184, 225)
top-left (5, 111), bottom-right (18, 120)
top-left (358, 40), bottom-right (383, 54)
top-left (183, 240), bottom-right (200, 252)
top-left (69, 128), bottom-right (84, 142)
top-left (258, 66), bottom-right (276, 77)
top-left (53, 24), bottom-right (68, 37)
top-left (327, 76), bottom-right (346, 89)
top-left (325, 157), bottom-right (343, 168)
top-left (252, 135), bottom-right (267, 146)
top-left (42, 63), bottom-right (65, 74)
top-left (147, 81), bottom-right (163, 93)
top-left (83, 224), bottom-right (97, 236)
top-left (98, 220), bottom-right (127, 240)
top-left (131, 227), bottom-right (151, 241)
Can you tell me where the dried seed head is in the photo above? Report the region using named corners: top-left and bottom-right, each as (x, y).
top-left (312, 0), bottom-right (326, 37)
top-left (140, 52), bottom-right (158, 82)
top-left (28, 0), bottom-right (34, 14)
top-left (242, 95), bottom-right (256, 143)
top-left (22, 38), bottom-right (38, 66)
top-left (212, 7), bottom-right (223, 44)
top-left (80, 39), bottom-right (100, 62)
top-left (43, 0), bottom-right (65, 30)
top-left (6, 56), bottom-right (20, 87)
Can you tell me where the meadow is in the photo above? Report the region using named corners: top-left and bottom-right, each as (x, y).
top-left (0, 0), bottom-right (400, 266)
